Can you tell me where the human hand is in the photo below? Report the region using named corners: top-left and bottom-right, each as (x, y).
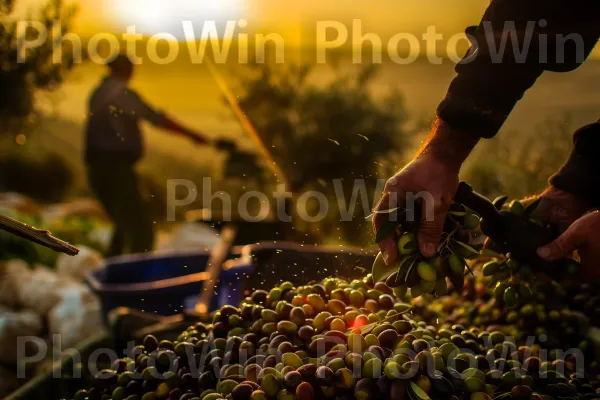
top-left (526, 186), bottom-right (589, 231)
top-left (537, 211), bottom-right (600, 281)
top-left (373, 156), bottom-right (459, 264)
top-left (483, 186), bottom-right (590, 252)
top-left (372, 119), bottom-right (479, 265)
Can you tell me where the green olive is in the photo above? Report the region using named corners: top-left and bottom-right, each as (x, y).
top-left (397, 232), bottom-right (417, 255)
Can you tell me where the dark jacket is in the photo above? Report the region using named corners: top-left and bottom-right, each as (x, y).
top-left (437, 0), bottom-right (600, 205)
top-left (85, 77), bottom-right (165, 164)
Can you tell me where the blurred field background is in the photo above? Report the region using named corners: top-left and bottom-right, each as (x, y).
top-left (12, 59), bottom-right (600, 196)
top-left (3, 0), bottom-right (600, 247)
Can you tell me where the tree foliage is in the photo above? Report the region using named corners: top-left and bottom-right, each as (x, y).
top-left (231, 62), bottom-right (411, 243)
top-left (0, 0), bottom-right (78, 130)
top-left (463, 115), bottom-right (573, 199)
top-left (1, 0), bottom-right (14, 14)
top-left (0, 0), bottom-right (78, 203)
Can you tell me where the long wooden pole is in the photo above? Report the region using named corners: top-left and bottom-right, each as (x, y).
top-left (0, 214), bottom-right (79, 256)
top-left (204, 60), bottom-right (288, 187)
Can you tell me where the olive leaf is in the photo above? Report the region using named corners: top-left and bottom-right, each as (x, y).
top-left (492, 393), bottom-right (512, 400)
top-left (524, 197), bottom-right (542, 217)
top-left (394, 303), bottom-right (413, 314)
top-left (406, 389), bottom-right (418, 400)
top-left (359, 309), bottom-right (411, 335)
top-left (464, 262), bottom-right (475, 276)
top-left (410, 381), bottom-right (431, 400)
top-left (404, 257), bottom-right (418, 282)
top-left (359, 322), bottom-right (378, 335)
top-left (453, 240), bottom-right (478, 255)
top-left (448, 211), bottom-right (466, 217)
top-left (450, 246), bottom-right (474, 277)
top-left (457, 252), bottom-right (474, 277)
top-left (398, 255), bottom-right (416, 282)
top-left (371, 253), bottom-right (400, 284)
top-left (480, 248), bottom-right (504, 258)
top-left (374, 219), bottom-right (399, 243)
top-left (366, 207), bottom-right (401, 218)
top-left (492, 195), bottom-right (508, 211)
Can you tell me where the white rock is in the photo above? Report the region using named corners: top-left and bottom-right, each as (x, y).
top-left (18, 265), bottom-right (69, 316)
top-left (0, 260), bottom-right (31, 308)
top-left (0, 309), bottom-right (43, 364)
top-left (47, 283), bottom-right (103, 349)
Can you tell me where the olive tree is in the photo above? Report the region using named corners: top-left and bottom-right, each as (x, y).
top-left (231, 62), bottom-right (411, 243)
top-left (0, 0), bottom-right (79, 203)
top-left (0, 0), bottom-right (78, 130)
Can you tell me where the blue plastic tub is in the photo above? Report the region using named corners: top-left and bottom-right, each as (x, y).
top-left (85, 250), bottom-right (253, 324)
top-left (221, 242), bottom-right (376, 292)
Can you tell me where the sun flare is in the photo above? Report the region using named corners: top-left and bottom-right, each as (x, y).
top-left (110, 0), bottom-right (245, 40)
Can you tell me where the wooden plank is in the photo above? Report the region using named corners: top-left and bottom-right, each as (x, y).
top-left (205, 59), bottom-right (288, 187)
top-left (194, 225), bottom-right (238, 315)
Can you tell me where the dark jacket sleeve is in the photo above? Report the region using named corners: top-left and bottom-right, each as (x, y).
top-left (437, 0), bottom-right (600, 138)
top-left (550, 122), bottom-right (600, 207)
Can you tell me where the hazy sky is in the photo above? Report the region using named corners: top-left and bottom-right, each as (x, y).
top-left (16, 0), bottom-right (491, 46)
top-left (15, 0), bottom-right (600, 58)
top-left (77, 0), bottom-right (489, 36)
top-left (14, 0), bottom-right (600, 175)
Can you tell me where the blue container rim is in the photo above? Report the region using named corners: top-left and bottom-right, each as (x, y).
top-left (222, 241), bottom-right (376, 270)
top-left (103, 249), bottom-right (212, 266)
top-left (84, 249), bottom-right (224, 294)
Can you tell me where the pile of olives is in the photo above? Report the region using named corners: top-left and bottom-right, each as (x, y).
top-left (413, 275), bottom-right (595, 358)
top-left (372, 202), bottom-right (482, 299)
top-left (73, 275), bottom-right (600, 400)
top-left (482, 253), bottom-right (579, 311)
top-left (480, 198), bottom-right (583, 310)
top-left (561, 281), bottom-right (600, 328)
top-left (373, 196), bottom-right (584, 308)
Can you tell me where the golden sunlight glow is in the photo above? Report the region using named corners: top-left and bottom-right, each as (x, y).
top-left (109, 0), bottom-right (246, 40)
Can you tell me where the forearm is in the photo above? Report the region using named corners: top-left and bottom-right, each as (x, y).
top-left (416, 118), bottom-right (480, 172)
top-left (160, 116), bottom-right (190, 135)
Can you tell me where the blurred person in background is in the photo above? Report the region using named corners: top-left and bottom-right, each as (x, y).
top-left (373, 1), bottom-right (600, 279)
top-left (85, 54), bottom-right (210, 257)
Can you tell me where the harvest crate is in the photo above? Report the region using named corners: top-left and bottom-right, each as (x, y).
top-left (85, 249), bottom-right (253, 324)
